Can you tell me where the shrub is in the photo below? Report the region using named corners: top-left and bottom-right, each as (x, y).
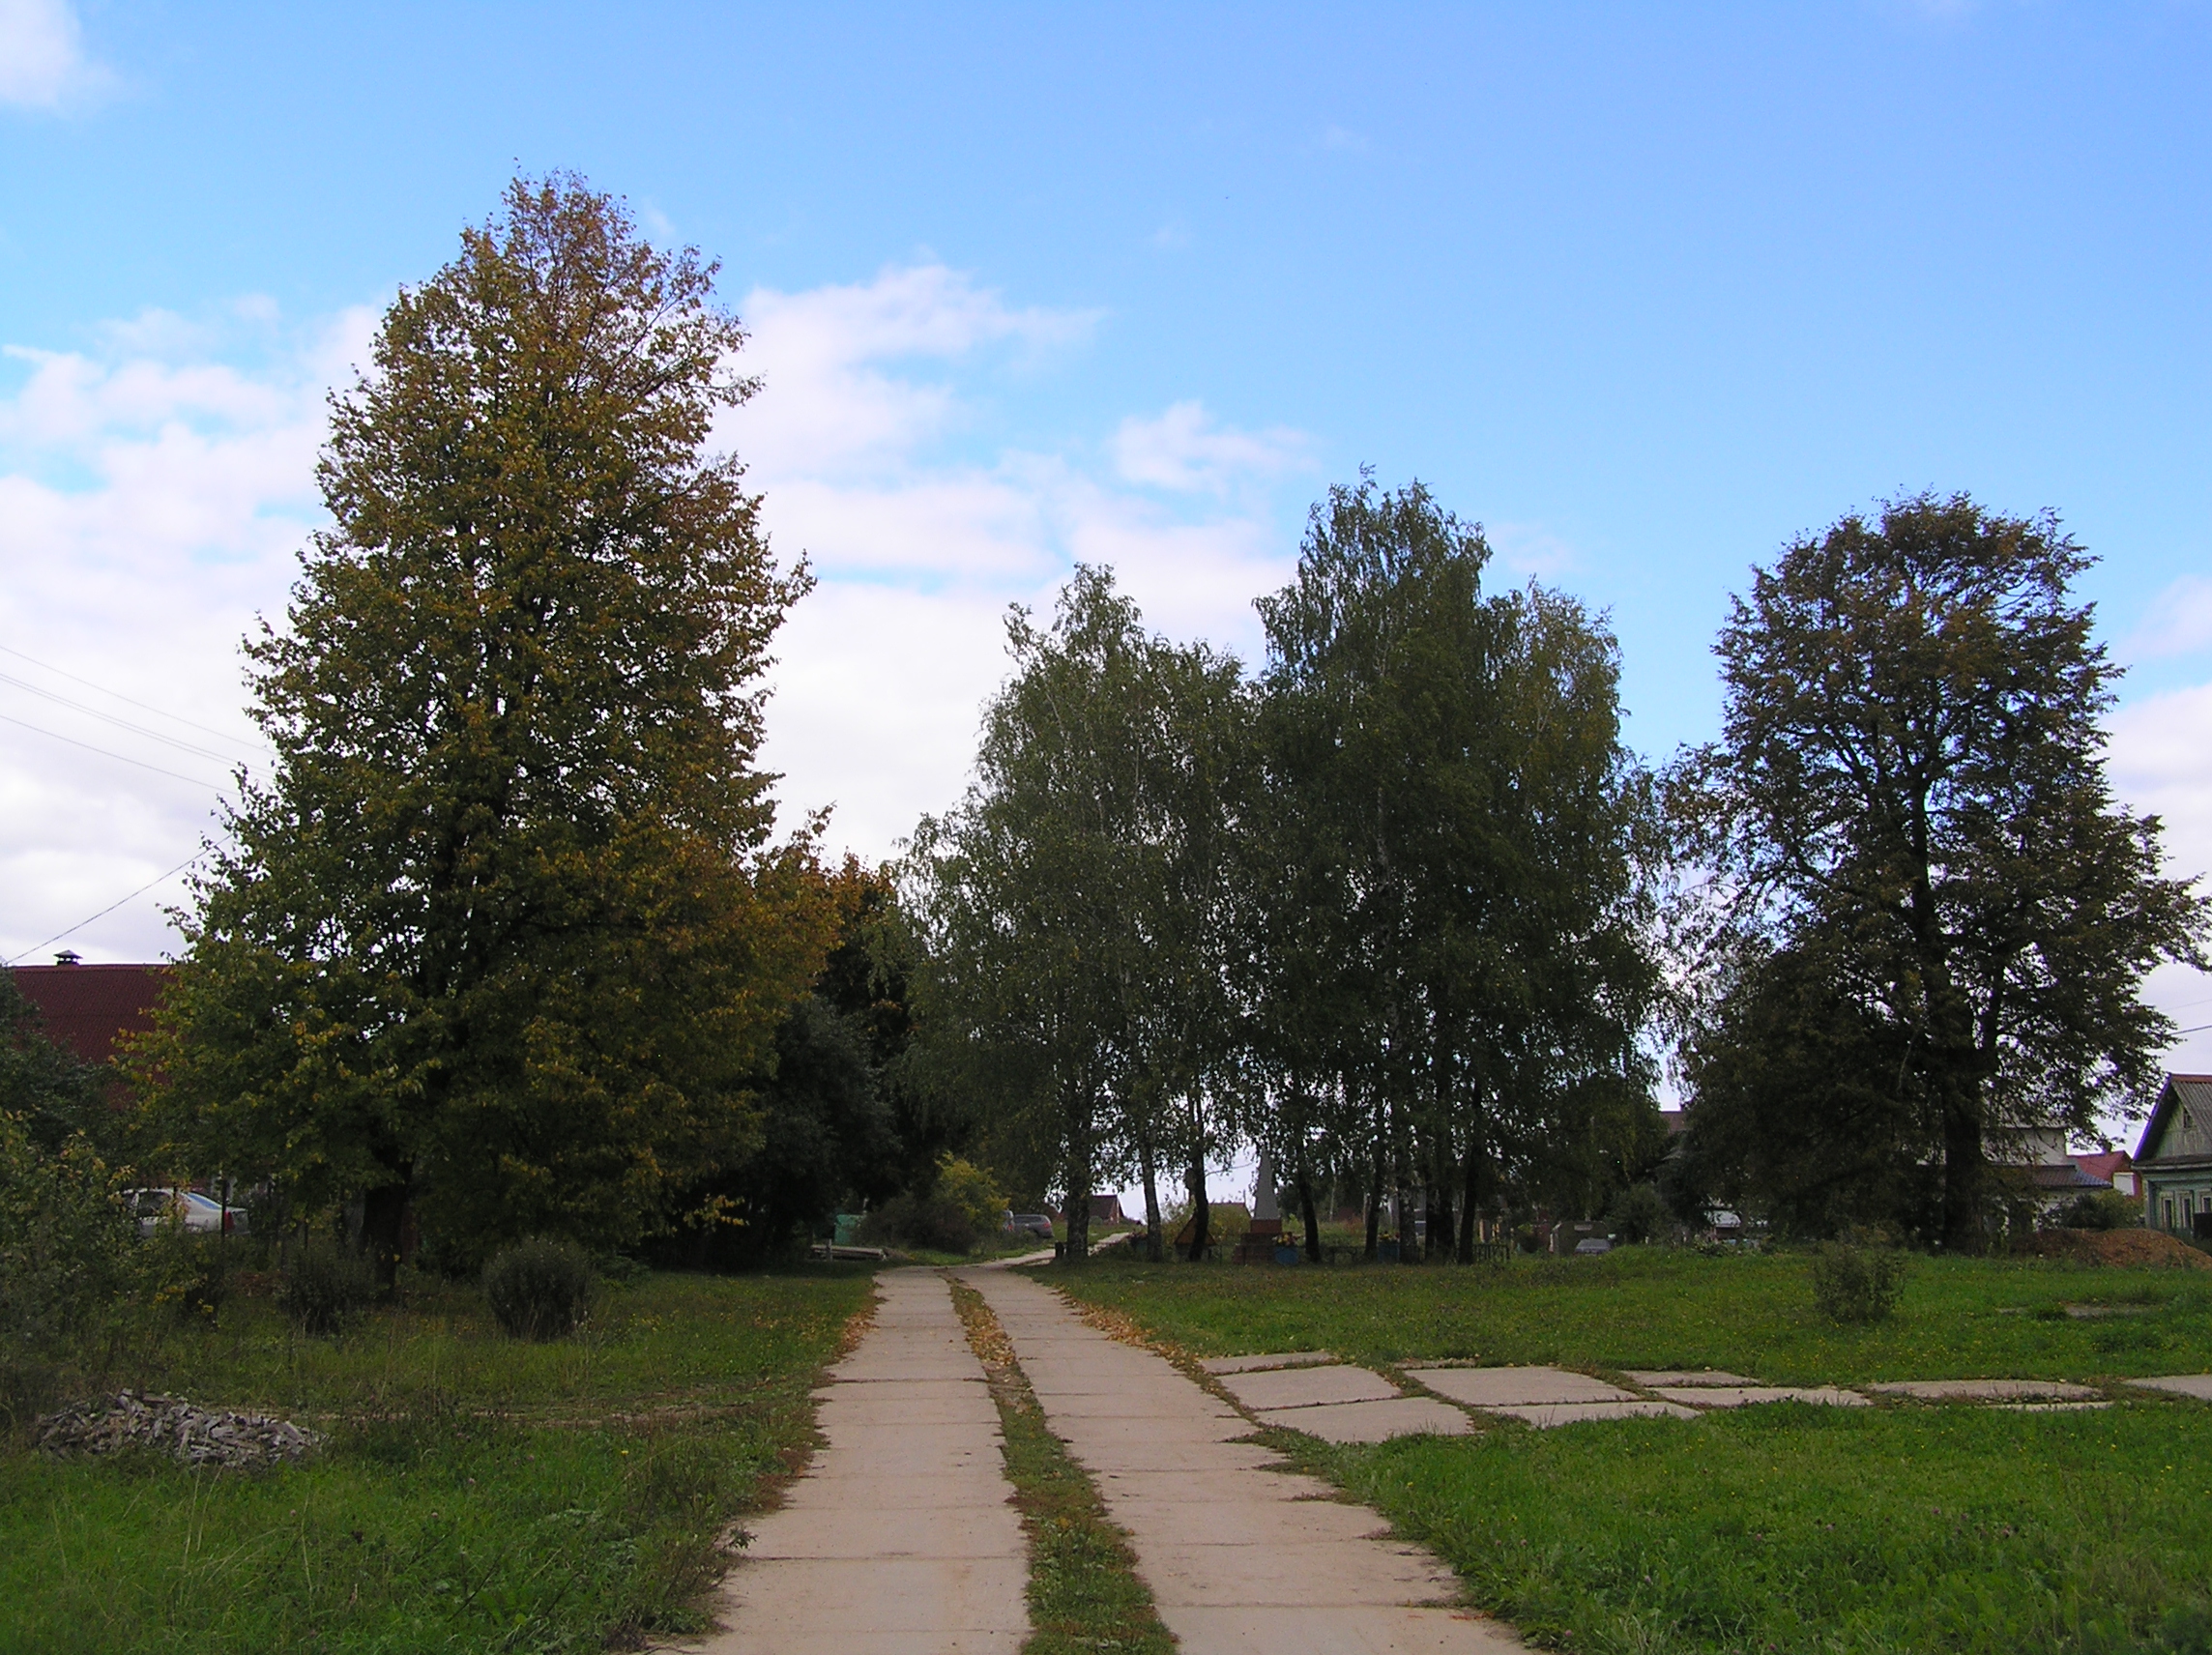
top-left (855, 1192), bottom-right (977, 1254)
top-left (279, 1237), bottom-right (375, 1335)
top-left (146, 1227), bottom-right (231, 1323)
top-left (1607, 1181), bottom-right (1670, 1245)
top-left (934, 1156), bottom-right (1005, 1238)
top-left (1809, 1238), bottom-right (1907, 1323)
top-left (482, 1237), bottom-right (596, 1340)
top-left (2059, 1189), bottom-right (2143, 1232)
top-left (0, 1111), bottom-right (141, 1423)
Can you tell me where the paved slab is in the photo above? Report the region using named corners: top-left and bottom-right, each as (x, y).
top-left (703, 1269), bottom-right (1029, 1654)
top-left (1622, 1369), bottom-right (1760, 1387)
top-left (1219, 1364), bottom-right (1404, 1410)
top-left (1870, 1379), bottom-right (2103, 1403)
top-left (960, 1267), bottom-right (1523, 1654)
top-left (1484, 1400), bottom-right (1700, 1428)
top-left (2130, 1374), bottom-right (2212, 1401)
top-left (1202, 1350), bottom-right (1341, 1375)
top-left (1406, 1366), bottom-right (1635, 1408)
top-left (1650, 1384), bottom-right (1868, 1409)
top-left (1254, 1397), bottom-right (1478, 1443)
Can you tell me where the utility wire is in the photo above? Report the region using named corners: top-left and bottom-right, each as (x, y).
top-left (0, 641), bottom-right (270, 753)
top-left (0, 670), bottom-right (250, 765)
top-left (0, 711), bottom-right (228, 789)
top-left (5, 852), bottom-right (206, 966)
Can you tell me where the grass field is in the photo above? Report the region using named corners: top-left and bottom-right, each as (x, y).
top-left (1051, 1247), bottom-right (2212, 1655)
top-left (0, 1267), bottom-right (873, 1655)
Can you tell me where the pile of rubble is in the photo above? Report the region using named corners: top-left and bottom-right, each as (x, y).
top-left (35, 1390), bottom-right (323, 1469)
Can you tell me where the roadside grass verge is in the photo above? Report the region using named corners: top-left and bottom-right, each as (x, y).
top-left (1050, 1246), bottom-right (2212, 1384)
top-left (0, 1267), bottom-right (873, 1655)
top-left (948, 1276), bottom-right (1176, 1655)
top-left (1271, 1402), bottom-right (2212, 1655)
top-left (1049, 1250), bottom-right (2212, 1654)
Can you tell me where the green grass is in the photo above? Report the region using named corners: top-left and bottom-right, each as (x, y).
top-left (949, 1278), bottom-right (1177, 1655)
top-left (1048, 1249), bottom-right (2212, 1654)
top-left (0, 1267), bottom-right (873, 1655)
top-left (1052, 1245), bottom-right (2212, 1383)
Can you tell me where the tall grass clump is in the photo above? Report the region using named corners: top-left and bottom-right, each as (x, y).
top-left (483, 1237), bottom-right (596, 1340)
top-left (1810, 1236), bottom-right (1907, 1323)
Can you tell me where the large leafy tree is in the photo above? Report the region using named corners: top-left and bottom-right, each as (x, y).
top-left (1256, 477), bottom-right (1659, 1258)
top-left (1674, 494), bottom-right (2206, 1249)
top-left (136, 177), bottom-right (832, 1280)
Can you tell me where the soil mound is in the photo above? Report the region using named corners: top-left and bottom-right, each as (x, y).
top-left (2013, 1229), bottom-right (2211, 1270)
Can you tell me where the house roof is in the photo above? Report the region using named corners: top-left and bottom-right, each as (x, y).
top-left (2025, 1162), bottom-right (2111, 1191)
top-left (2137, 1075), bottom-right (2212, 1167)
top-left (8, 962), bottom-right (171, 1067)
top-left (2074, 1150), bottom-right (2133, 1184)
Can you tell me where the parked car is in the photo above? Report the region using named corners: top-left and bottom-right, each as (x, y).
top-left (124, 1187), bottom-right (248, 1237)
top-left (1003, 1212), bottom-right (1054, 1241)
top-left (1572, 1236), bottom-right (1613, 1256)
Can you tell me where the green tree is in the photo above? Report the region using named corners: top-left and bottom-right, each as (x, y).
top-left (1674, 494), bottom-right (2207, 1250)
top-left (1256, 477), bottom-right (1658, 1260)
top-left (135, 176), bottom-right (831, 1283)
top-left (1, 970), bottom-right (108, 1156)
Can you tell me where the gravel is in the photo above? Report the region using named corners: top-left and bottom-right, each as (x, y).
top-left (36, 1390), bottom-right (323, 1468)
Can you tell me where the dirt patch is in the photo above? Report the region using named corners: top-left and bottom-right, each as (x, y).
top-left (2012, 1230), bottom-right (2212, 1270)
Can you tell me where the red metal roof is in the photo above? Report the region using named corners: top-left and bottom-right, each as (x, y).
top-left (10, 962), bottom-right (171, 1067)
top-left (2073, 1150), bottom-right (2133, 1184)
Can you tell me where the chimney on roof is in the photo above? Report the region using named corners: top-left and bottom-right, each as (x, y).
top-left (53, 949), bottom-right (80, 966)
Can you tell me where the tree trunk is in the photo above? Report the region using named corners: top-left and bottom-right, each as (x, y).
top-left (1062, 1109), bottom-right (1092, 1266)
top-left (361, 1165), bottom-right (413, 1299)
top-left (1457, 1144), bottom-right (1478, 1262)
top-left (1363, 1154), bottom-right (1382, 1261)
top-left (1184, 1160), bottom-right (1210, 1261)
top-left (1940, 1076), bottom-right (1986, 1252)
top-left (1297, 1168), bottom-right (1323, 1264)
top-left (1140, 1136), bottom-right (1164, 1263)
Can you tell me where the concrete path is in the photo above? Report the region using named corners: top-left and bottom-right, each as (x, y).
top-left (959, 1267), bottom-right (1523, 1655)
top-left (702, 1268), bottom-right (1029, 1655)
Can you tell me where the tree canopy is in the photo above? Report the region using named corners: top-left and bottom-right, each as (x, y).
top-left (135, 176), bottom-right (832, 1279)
top-left (1672, 493), bottom-right (2206, 1247)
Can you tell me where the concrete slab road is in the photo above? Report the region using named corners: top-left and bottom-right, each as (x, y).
top-left (702, 1268), bottom-right (1030, 1655)
top-left (960, 1267), bottom-right (1524, 1655)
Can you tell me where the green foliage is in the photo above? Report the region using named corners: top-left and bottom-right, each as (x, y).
top-left (132, 175), bottom-right (835, 1280)
top-left (935, 1155), bottom-right (1005, 1237)
top-left (0, 1111), bottom-right (141, 1424)
top-left (0, 972), bottom-right (111, 1156)
top-left (2059, 1188), bottom-right (2143, 1232)
top-left (855, 1190), bottom-right (979, 1254)
top-left (1808, 1238), bottom-right (1908, 1322)
top-left (1606, 1180), bottom-right (1669, 1244)
top-left (1674, 492), bottom-right (2210, 1253)
top-left (279, 1237), bottom-right (375, 1335)
top-left (482, 1237), bottom-right (596, 1340)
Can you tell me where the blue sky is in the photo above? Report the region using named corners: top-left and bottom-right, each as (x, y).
top-left (5, 1), bottom-right (2212, 1089)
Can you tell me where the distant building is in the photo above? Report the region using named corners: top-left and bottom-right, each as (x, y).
top-left (2136, 1075), bottom-right (2212, 1241)
top-left (2073, 1149), bottom-right (2139, 1199)
top-left (10, 952), bottom-right (171, 1071)
top-left (1088, 1193), bottom-right (1126, 1226)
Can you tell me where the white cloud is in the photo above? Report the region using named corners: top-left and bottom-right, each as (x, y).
top-left (1488, 520), bottom-right (1581, 579)
top-left (0, 0), bottom-right (107, 109)
top-left (0, 307), bottom-right (372, 964)
top-left (2124, 574), bottom-right (2212, 662)
top-left (0, 264), bottom-right (1311, 959)
top-left (1112, 400), bottom-right (1310, 495)
top-left (2107, 682), bottom-right (2212, 1083)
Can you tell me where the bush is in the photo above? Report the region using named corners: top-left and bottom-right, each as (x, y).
top-left (934, 1156), bottom-right (1005, 1238)
top-left (482, 1237), bottom-right (596, 1340)
top-left (0, 1111), bottom-right (141, 1423)
top-left (855, 1192), bottom-right (977, 1254)
top-left (2059, 1189), bottom-right (2143, 1232)
top-left (279, 1237), bottom-right (375, 1335)
top-left (1809, 1238), bottom-right (1907, 1323)
top-left (147, 1227), bottom-right (231, 1323)
top-left (1607, 1181), bottom-right (1670, 1245)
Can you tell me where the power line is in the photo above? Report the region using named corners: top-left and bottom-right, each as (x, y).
top-left (0, 710), bottom-right (228, 790)
top-left (5, 852), bottom-right (206, 966)
top-left (0, 670), bottom-right (251, 765)
top-left (0, 641), bottom-right (270, 753)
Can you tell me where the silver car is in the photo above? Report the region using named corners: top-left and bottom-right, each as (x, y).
top-left (125, 1188), bottom-right (248, 1237)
